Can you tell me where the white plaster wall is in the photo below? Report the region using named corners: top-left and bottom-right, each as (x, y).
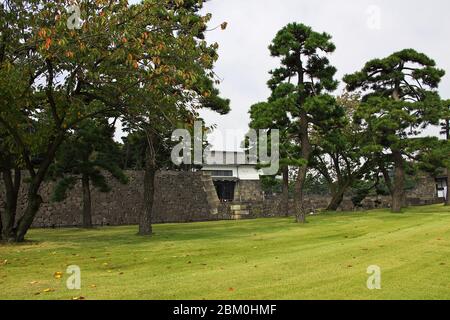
top-left (201, 165), bottom-right (260, 180)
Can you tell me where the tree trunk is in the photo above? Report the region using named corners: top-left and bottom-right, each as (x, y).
top-left (81, 174), bottom-right (93, 228)
top-left (391, 150), bottom-right (405, 213)
top-left (380, 165), bottom-right (393, 196)
top-left (294, 108), bottom-right (311, 223)
top-left (14, 187), bottom-right (42, 242)
top-left (282, 166), bottom-right (289, 216)
top-left (326, 183), bottom-right (347, 211)
top-left (138, 132), bottom-right (156, 236)
top-left (1, 169), bottom-right (21, 242)
top-left (14, 134), bottom-right (65, 242)
top-left (294, 165), bottom-right (308, 223)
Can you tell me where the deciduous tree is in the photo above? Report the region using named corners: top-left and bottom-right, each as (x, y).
top-left (0, 0), bottom-right (228, 241)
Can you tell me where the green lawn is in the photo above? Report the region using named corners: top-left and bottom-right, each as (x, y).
top-left (1, 204), bottom-right (450, 300)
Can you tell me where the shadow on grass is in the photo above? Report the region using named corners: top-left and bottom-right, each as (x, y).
top-left (23, 217), bottom-right (303, 247)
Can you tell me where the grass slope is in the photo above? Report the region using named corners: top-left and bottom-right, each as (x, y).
top-left (1, 205), bottom-right (450, 300)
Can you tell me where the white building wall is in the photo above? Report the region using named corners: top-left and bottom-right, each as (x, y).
top-left (236, 166), bottom-right (260, 180)
top-left (201, 151), bottom-right (261, 180)
top-left (201, 165), bottom-right (238, 177)
top-left (201, 165), bottom-right (260, 180)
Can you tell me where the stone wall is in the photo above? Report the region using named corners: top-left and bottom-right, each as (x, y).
top-left (406, 173), bottom-right (438, 200)
top-left (0, 171), bottom-right (220, 228)
top-left (0, 170), bottom-right (445, 228)
top-left (234, 180), bottom-right (264, 202)
top-left (218, 195), bottom-right (444, 220)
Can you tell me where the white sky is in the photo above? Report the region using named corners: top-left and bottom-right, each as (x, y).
top-left (198, 0), bottom-right (450, 150)
top-left (123, 0), bottom-right (450, 149)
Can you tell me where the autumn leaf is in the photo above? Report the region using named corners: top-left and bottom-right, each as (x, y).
top-left (228, 287), bottom-right (235, 292)
top-left (43, 288), bottom-right (55, 293)
top-left (45, 38), bottom-right (52, 50)
top-left (38, 28), bottom-right (47, 38)
top-left (54, 271), bottom-right (63, 279)
top-left (72, 296), bottom-right (86, 300)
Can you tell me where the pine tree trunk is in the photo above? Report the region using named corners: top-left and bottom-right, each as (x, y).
top-left (81, 174), bottom-right (93, 228)
top-left (326, 185), bottom-right (347, 211)
top-left (391, 150), bottom-right (405, 213)
top-left (139, 132), bottom-right (156, 236)
top-left (294, 108), bottom-right (311, 224)
top-left (282, 166), bottom-right (289, 216)
top-left (1, 169), bottom-right (21, 242)
top-left (381, 165), bottom-right (393, 196)
top-left (294, 165), bottom-right (307, 223)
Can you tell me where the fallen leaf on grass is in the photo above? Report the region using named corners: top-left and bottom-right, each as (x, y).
top-left (90, 284), bottom-right (97, 288)
top-left (30, 281), bottom-right (39, 285)
top-left (54, 272), bottom-right (63, 279)
top-left (43, 288), bottom-right (55, 293)
top-left (228, 287), bottom-right (235, 292)
top-left (72, 296), bottom-right (86, 300)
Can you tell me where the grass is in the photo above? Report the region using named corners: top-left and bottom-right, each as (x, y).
top-left (1, 204), bottom-right (450, 300)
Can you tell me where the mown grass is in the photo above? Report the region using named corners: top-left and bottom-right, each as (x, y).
top-left (1, 204), bottom-right (450, 300)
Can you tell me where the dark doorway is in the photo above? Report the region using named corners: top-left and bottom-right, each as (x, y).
top-left (214, 181), bottom-right (236, 202)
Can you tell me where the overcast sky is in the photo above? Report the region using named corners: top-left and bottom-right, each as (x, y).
top-left (196, 0), bottom-right (450, 150)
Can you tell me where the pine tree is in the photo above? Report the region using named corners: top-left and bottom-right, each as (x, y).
top-left (249, 83), bottom-right (298, 216)
top-left (310, 93), bottom-right (376, 211)
top-left (267, 23), bottom-right (338, 222)
top-left (344, 49), bottom-right (445, 212)
top-left (440, 99), bottom-right (450, 205)
top-left (50, 120), bottom-right (127, 228)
